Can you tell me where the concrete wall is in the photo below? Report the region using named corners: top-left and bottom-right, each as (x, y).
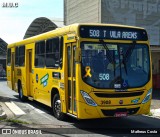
top-left (152, 52), bottom-right (160, 74)
top-left (64, 0), bottom-right (100, 25)
top-left (101, 0), bottom-right (160, 46)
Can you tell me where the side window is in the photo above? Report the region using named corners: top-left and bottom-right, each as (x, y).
top-left (35, 41), bottom-right (45, 67)
top-left (7, 48), bottom-right (11, 66)
top-left (19, 46), bottom-right (25, 66)
top-left (15, 46), bottom-right (25, 66)
top-left (46, 37), bottom-right (59, 68)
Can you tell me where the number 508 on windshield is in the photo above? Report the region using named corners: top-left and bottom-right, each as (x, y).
top-left (99, 73), bottom-right (110, 80)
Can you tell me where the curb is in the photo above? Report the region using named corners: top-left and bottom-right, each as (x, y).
top-left (143, 109), bottom-right (160, 119)
top-left (150, 109), bottom-right (160, 119)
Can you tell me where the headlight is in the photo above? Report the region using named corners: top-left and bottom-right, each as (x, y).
top-left (142, 88), bottom-right (152, 104)
top-left (80, 90), bottom-right (97, 106)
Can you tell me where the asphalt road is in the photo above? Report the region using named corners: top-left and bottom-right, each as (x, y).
top-left (0, 80), bottom-right (160, 136)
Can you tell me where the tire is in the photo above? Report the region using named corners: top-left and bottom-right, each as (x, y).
top-left (18, 83), bottom-right (26, 101)
top-left (52, 94), bottom-right (66, 120)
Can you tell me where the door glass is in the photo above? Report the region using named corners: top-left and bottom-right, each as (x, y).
top-left (73, 81), bottom-right (76, 112)
top-left (68, 47), bottom-right (71, 77)
top-left (68, 80), bottom-right (72, 110)
top-left (29, 52), bottom-right (32, 73)
top-left (67, 46), bottom-right (72, 110)
top-left (67, 44), bottom-right (77, 114)
top-left (73, 46), bottom-right (76, 112)
top-left (73, 46), bottom-right (76, 77)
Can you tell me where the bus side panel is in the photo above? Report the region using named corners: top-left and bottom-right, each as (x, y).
top-left (22, 67), bottom-right (28, 96)
top-left (33, 68), bottom-right (52, 106)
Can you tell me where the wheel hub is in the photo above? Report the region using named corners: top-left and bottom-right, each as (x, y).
top-left (54, 100), bottom-right (61, 116)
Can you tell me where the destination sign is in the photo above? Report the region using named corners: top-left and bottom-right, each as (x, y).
top-left (79, 25), bottom-right (148, 40)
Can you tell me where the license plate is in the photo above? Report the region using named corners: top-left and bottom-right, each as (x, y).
top-left (115, 112), bottom-right (127, 117)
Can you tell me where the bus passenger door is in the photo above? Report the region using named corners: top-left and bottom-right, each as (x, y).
top-left (11, 52), bottom-right (15, 90)
top-left (27, 49), bottom-right (33, 97)
top-left (67, 43), bottom-right (77, 115)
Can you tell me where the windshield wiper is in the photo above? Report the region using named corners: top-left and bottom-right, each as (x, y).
top-left (100, 40), bottom-right (116, 76)
top-left (124, 41), bottom-right (136, 63)
top-left (100, 40), bottom-right (114, 63)
top-left (122, 54), bottom-right (128, 75)
top-left (122, 41), bottom-right (136, 75)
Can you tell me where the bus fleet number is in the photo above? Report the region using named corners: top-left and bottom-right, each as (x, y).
top-left (99, 73), bottom-right (110, 80)
top-left (89, 29), bottom-right (100, 37)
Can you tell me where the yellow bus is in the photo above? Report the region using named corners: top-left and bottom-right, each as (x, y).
top-left (7, 23), bottom-right (152, 120)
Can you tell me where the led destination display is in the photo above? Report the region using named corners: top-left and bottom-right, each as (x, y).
top-left (80, 25), bottom-right (148, 41)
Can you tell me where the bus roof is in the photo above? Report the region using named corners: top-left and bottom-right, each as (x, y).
top-left (7, 23), bottom-right (146, 48)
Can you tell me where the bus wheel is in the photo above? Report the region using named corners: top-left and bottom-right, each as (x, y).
top-left (18, 84), bottom-right (26, 101)
top-left (52, 94), bottom-right (65, 120)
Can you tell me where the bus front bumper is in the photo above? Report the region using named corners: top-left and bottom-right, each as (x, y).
top-left (77, 100), bottom-right (151, 119)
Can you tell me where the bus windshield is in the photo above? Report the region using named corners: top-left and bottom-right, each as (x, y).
top-left (81, 42), bottom-right (150, 89)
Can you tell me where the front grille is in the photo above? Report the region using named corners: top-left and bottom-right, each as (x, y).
top-left (101, 107), bottom-right (140, 116)
top-left (94, 91), bottom-right (144, 98)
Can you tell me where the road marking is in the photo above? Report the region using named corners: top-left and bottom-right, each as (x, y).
top-left (27, 104), bottom-right (45, 114)
top-left (5, 102), bottom-right (26, 116)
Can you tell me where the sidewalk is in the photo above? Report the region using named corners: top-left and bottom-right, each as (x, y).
top-left (0, 79), bottom-right (7, 119)
top-left (150, 89), bottom-right (160, 118)
top-left (0, 80), bottom-right (14, 120)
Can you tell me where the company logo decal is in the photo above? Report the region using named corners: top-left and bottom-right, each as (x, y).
top-left (40, 73), bottom-right (49, 87)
